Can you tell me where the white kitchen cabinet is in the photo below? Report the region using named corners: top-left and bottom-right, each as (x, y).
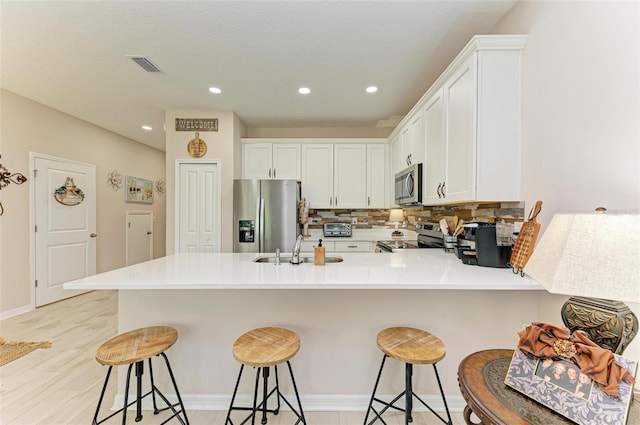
top-left (242, 141), bottom-right (301, 180)
top-left (300, 240), bottom-right (335, 253)
top-left (301, 144), bottom-right (334, 208)
top-left (334, 241), bottom-right (371, 252)
top-left (301, 141), bottom-right (387, 209)
top-left (399, 112), bottom-right (424, 168)
top-left (300, 240), bottom-right (371, 253)
top-left (391, 35), bottom-right (526, 206)
top-left (422, 88), bottom-right (445, 204)
top-left (390, 134), bottom-right (403, 175)
top-left (366, 144), bottom-right (387, 208)
top-left (334, 144), bottom-right (367, 208)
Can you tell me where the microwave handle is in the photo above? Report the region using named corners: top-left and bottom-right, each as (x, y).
top-left (405, 173), bottom-right (414, 197)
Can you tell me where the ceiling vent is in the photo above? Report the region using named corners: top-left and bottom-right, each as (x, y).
top-left (127, 56), bottom-right (162, 73)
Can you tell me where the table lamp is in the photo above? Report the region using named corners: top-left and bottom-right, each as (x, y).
top-left (524, 212), bottom-right (639, 354)
top-left (388, 209), bottom-right (404, 238)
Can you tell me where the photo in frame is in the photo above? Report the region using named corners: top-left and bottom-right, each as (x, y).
top-left (125, 176), bottom-right (154, 204)
top-left (505, 348), bottom-right (637, 425)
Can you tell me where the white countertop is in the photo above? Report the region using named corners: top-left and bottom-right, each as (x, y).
top-left (64, 249), bottom-right (541, 291)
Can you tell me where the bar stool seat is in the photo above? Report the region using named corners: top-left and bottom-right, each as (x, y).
top-left (364, 327), bottom-right (452, 425)
top-left (92, 326), bottom-right (189, 425)
top-left (226, 327), bottom-right (306, 425)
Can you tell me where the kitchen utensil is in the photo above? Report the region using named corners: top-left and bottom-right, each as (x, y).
top-left (439, 218), bottom-right (450, 235)
top-left (452, 216), bottom-right (459, 231)
top-left (509, 201), bottom-right (543, 276)
top-left (454, 219), bottom-right (465, 237)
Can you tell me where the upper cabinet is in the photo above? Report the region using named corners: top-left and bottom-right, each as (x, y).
top-left (242, 141), bottom-right (301, 180)
top-left (400, 112), bottom-right (424, 168)
top-left (300, 140), bottom-right (387, 209)
top-left (390, 35), bottom-right (527, 206)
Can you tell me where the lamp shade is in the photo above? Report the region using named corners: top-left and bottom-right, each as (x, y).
top-left (388, 209), bottom-right (404, 223)
top-left (524, 214), bottom-right (640, 303)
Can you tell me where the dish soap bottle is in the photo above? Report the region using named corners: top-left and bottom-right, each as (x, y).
top-left (314, 239), bottom-right (325, 266)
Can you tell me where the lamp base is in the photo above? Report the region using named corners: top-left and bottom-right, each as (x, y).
top-left (561, 296), bottom-right (638, 355)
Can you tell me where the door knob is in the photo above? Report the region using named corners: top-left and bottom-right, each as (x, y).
top-left (90, 233), bottom-right (97, 238)
top-left (147, 231), bottom-right (152, 235)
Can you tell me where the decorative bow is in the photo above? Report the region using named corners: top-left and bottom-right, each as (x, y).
top-left (517, 322), bottom-right (635, 397)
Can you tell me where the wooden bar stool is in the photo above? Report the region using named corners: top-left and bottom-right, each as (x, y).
top-left (92, 326), bottom-right (189, 425)
top-left (363, 326), bottom-right (452, 425)
top-left (225, 327), bottom-right (306, 425)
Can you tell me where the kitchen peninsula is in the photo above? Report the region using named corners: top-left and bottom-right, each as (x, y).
top-left (64, 250), bottom-right (562, 412)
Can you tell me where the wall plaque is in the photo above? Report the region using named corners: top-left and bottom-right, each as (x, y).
top-left (187, 132), bottom-right (208, 158)
top-left (175, 118), bottom-right (218, 132)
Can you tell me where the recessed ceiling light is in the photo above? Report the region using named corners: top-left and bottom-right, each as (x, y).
top-left (142, 125), bottom-right (152, 131)
top-left (298, 87), bottom-right (311, 95)
top-left (366, 86), bottom-right (378, 93)
top-left (209, 87), bottom-right (222, 94)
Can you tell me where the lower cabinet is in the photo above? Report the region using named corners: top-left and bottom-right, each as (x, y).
top-left (300, 240), bottom-right (373, 253)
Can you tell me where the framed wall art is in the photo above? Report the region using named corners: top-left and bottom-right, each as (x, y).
top-left (125, 176), bottom-right (154, 204)
top-left (505, 347), bottom-right (637, 425)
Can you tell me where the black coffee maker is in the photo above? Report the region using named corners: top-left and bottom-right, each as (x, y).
top-left (475, 225), bottom-right (512, 268)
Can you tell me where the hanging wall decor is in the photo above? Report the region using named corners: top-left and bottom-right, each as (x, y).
top-left (54, 177), bottom-right (85, 206)
top-left (107, 169), bottom-right (123, 190)
top-left (155, 179), bottom-right (166, 195)
top-left (187, 132), bottom-right (208, 158)
top-left (125, 175), bottom-right (154, 204)
top-left (0, 154), bottom-right (28, 215)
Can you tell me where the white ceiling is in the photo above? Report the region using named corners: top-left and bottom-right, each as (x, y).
top-left (1, 1), bottom-right (518, 151)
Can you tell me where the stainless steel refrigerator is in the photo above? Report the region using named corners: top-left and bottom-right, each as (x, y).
top-left (233, 179), bottom-right (301, 253)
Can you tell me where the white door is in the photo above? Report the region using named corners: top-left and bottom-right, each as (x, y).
top-left (33, 155), bottom-right (96, 306)
top-left (126, 211), bottom-right (153, 266)
top-left (177, 161), bottom-right (220, 253)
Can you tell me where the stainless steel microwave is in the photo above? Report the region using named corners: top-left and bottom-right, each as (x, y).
top-left (394, 163), bottom-right (422, 205)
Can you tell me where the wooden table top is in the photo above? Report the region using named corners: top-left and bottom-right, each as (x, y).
top-left (233, 327), bottom-right (300, 367)
top-left (458, 349), bottom-right (640, 425)
top-left (376, 327), bottom-right (445, 365)
top-left (95, 326), bottom-right (178, 366)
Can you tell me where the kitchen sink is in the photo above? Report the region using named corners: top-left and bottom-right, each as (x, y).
top-left (253, 255), bottom-right (343, 264)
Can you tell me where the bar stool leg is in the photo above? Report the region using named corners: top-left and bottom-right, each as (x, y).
top-left (148, 358), bottom-right (160, 414)
top-left (432, 364), bottom-right (452, 425)
top-left (261, 367), bottom-right (270, 425)
top-left (92, 366), bottom-right (114, 425)
top-left (252, 367), bottom-right (261, 425)
top-left (273, 365), bottom-right (281, 415)
top-left (225, 364), bottom-right (245, 425)
top-left (363, 354), bottom-right (388, 425)
top-left (405, 363), bottom-right (413, 424)
top-left (159, 352), bottom-right (190, 425)
top-left (122, 363), bottom-right (135, 425)
top-left (286, 360), bottom-right (307, 425)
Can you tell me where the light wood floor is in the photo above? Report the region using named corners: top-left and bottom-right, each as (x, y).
top-left (0, 291), bottom-right (466, 424)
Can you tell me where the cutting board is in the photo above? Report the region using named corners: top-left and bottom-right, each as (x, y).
top-left (509, 201), bottom-right (542, 276)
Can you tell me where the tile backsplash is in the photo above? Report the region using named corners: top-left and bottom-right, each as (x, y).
top-left (306, 202), bottom-right (525, 231)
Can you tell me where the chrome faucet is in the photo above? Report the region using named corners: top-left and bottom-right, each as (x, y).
top-left (275, 248), bottom-right (281, 266)
top-left (291, 234), bottom-right (303, 265)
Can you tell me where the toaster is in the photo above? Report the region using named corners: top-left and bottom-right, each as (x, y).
top-left (323, 222), bottom-right (352, 237)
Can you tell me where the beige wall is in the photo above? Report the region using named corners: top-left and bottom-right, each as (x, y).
top-left (0, 89), bottom-right (166, 316)
top-left (164, 109), bottom-right (245, 254)
top-left (491, 0), bottom-right (639, 359)
top-left (247, 126), bottom-right (392, 138)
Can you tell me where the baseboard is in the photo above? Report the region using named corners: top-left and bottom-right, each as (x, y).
top-left (112, 393), bottom-right (467, 413)
top-left (0, 304), bottom-right (33, 320)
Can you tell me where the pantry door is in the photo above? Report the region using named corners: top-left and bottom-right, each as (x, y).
top-left (33, 154), bottom-right (96, 306)
top-left (176, 160), bottom-right (221, 253)
top-left (126, 210), bottom-right (153, 266)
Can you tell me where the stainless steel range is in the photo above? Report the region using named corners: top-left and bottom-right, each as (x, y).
top-left (375, 222), bottom-right (444, 252)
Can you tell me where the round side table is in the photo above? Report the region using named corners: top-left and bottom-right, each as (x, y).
top-left (457, 349), bottom-right (639, 425)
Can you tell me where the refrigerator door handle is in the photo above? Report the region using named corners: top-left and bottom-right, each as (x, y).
top-left (258, 198), bottom-right (265, 251)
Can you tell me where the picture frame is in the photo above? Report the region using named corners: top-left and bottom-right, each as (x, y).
top-left (505, 348), bottom-right (637, 425)
top-left (125, 176), bottom-right (154, 204)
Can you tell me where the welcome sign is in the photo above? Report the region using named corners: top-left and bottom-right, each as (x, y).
top-left (175, 118), bottom-right (218, 131)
